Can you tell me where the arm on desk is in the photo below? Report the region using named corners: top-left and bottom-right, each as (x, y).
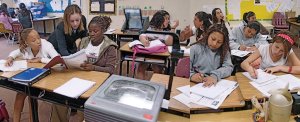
top-left (241, 51), bottom-right (261, 78)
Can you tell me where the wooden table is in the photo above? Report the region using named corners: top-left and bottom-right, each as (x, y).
top-left (151, 73), bottom-right (190, 114)
top-left (158, 112), bottom-right (189, 122)
top-left (32, 67), bottom-right (110, 99)
top-left (150, 74), bottom-right (245, 114)
top-left (236, 72), bottom-right (300, 101)
top-left (191, 109), bottom-right (296, 122)
top-left (190, 76), bottom-right (245, 111)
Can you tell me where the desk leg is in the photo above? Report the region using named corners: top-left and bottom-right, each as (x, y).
top-left (43, 20), bottom-right (46, 36)
top-left (30, 98), bottom-right (39, 122)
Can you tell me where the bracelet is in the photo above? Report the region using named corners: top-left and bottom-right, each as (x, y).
top-left (288, 66), bottom-right (292, 73)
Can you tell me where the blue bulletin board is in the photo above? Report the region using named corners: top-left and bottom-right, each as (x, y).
top-left (38, 0), bottom-right (81, 13)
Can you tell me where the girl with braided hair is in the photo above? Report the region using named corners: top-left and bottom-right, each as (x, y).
top-left (78, 15), bottom-right (118, 74)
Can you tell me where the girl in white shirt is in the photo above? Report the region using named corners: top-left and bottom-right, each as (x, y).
top-left (5, 28), bottom-right (59, 122)
top-left (241, 31), bottom-right (300, 79)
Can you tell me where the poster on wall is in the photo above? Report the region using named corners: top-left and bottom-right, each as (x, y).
top-left (90, 0), bottom-right (116, 15)
top-left (38, 0), bottom-right (81, 13)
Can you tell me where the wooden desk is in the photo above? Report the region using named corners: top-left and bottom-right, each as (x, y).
top-left (32, 68), bottom-right (110, 99)
top-left (119, 43), bottom-right (170, 76)
top-left (33, 16), bottom-right (61, 35)
top-left (150, 74), bottom-right (245, 113)
top-left (190, 76), bottom-right (245, 111)
top-left (190, 110), bottom-right (296, 122)
top-left (236, 72), bottom-right (300, 101)
top-left (158, 112), bottom-right (189, 122)
top-left (151, 73), bottom-right (190, 114)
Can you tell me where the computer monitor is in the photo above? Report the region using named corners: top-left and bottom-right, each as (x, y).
top-left (124, 8), bottom-right (143, 30)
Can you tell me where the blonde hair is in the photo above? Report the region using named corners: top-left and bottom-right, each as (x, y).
top-left (63, 4), bottom-right (84, 35)
top-left (19, 28), bottom-right (35, 53)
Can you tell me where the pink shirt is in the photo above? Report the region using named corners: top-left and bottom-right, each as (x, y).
top-left (0, 12), bottom-right (13, 30)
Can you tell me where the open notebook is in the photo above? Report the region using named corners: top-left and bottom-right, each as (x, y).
top-left (53, 78), bottom-right (95, 98)
top-left (128, 39), bottom-right (164, 48)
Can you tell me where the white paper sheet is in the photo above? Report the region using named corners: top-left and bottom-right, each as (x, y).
top-left (176, 85), bottom-right (190, 97)
top-left (0, 60), bottom-right (27, 72)
top-left (190, 80), bottom-right (237, 99)
top-left (62, 49), bottom-right (87, 69)
top-left (53, 77), bottom-right (95, 98)
top-left (231, 50), bottom-right (250, 57)
top-left (173, 93), bottom-right (190, 108)
top-left (168, 46), bottom-right (190, 56)
top-left (190, 82), bottom-right (238, 109)
top-left (242, 69), bottom-right (278, 84)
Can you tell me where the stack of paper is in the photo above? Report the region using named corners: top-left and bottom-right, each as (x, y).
top-left (190, 80), bottom-right (238, 109)
top-left (250, 74), bottom-right (300, 97)
top-left (0, 60), bottom-right (27, 71)
top-left (53, 78), bottom-right (95, 98)
top-left (242, 69), bottom-right (278, 84)
top-left (231, 50), bottom-right (251, 57)
top-left (172, 85), bottom-right (191, 108)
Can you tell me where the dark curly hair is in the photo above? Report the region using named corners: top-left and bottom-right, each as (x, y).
top-left (149, 11), bottom-right (165, 30)
top-left (243, 11), bottom-right (255, 24)
top-left (273, 31), bottom-right (295, 58)
top-left (212, 8), bottom-right (222, 24)
top-left (199, 24), bottom-right (230, 65)
top-left (158, 10), bottom-right (172, 31)
top-left (195, 11), bottom-right (212, 40)
top-left (88, 15), bottom-right (112, 33)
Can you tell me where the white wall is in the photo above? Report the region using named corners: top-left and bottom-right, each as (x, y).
top-left (2, 0), bottom-right (300, 33)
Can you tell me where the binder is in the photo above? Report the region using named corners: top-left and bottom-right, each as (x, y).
top-left (9, 68), bottom-right (51, 85)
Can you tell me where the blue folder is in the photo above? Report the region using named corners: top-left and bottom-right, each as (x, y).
top-left (9, 68), bottom-right (50, 85)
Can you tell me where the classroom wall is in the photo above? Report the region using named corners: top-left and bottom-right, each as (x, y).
top-left (2, 0), bottom-right (300, 34)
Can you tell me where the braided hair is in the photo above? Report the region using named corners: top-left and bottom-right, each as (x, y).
top-left (88, 15), bottom-right (112, 33)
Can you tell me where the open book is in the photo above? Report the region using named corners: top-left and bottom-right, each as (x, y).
top-left (44, 49), bottom-right (87, 69)
top-left (128, 39), bottom-right (164, 48)
top-left (231, 50), bottom-right (251, 57)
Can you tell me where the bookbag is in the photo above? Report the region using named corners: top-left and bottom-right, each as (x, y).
top-left (0, 99), bottom-right (9, 122)
top-left (131, 44), bottom-right (167, 72)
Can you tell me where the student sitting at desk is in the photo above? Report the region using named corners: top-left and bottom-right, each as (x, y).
top-left (230, 21), bottom-right (268, 51)
top-left (5, 28), bottom-right (59, 122)
top-left (159, 10), bottom-right (179, 32)
top-left (136, 11), bottom-right (173, 80)
top-left (48, 4), bottom-right (87, 56)
top-left (190, 25), bottom-right (233, 87)
top-left (241, 11), bottom-right (269, 35)
top-left (212, 8), bottom-right (231, 33)
top-left (241, 31), bottom-right (300, 78)
top-left (78, 16), bottom-right (118, 73)
top-left (50, 15), bottom-right (118, 122)
top-left (180, 11), bottom-right (212, 43)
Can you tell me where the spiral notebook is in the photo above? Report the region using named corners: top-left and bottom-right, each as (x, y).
top-left (9, 68), bottom-right (50, 85)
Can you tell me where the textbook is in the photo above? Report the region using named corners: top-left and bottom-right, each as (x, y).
top-left (9, 68), bottom-right (50, 85)
top-left (44, 49), bottom-right (87, 69)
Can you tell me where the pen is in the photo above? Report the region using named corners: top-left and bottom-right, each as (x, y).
top-left (253, 67), bottom-right (257, 79)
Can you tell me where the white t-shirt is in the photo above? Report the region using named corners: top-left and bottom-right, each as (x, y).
top-left (258, 44), bottom-right (293, 69)
top-left (85, 41), bottom-right (103, 64)
top-left (8, 39), bottom-right (58, 63)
